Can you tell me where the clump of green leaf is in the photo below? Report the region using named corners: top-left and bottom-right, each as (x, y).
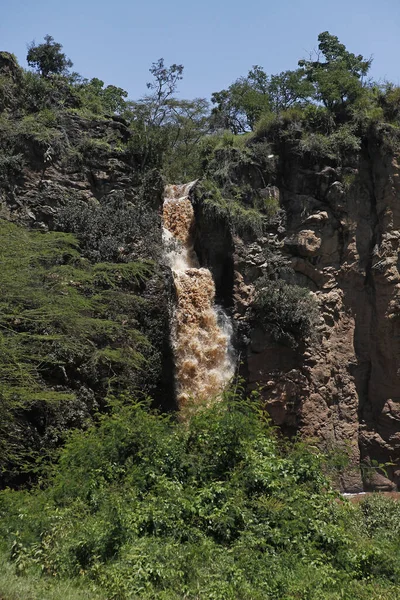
top-left (1, 395), bottom-right (400, 599)
top-left (56, 191), bottom-right (161, 263)
top-left (197, 179), bottom-right (264, 237)
top-left (253, 276), bottom-right (320, 347)
top-left (0, 220), bottom-right (154, 484)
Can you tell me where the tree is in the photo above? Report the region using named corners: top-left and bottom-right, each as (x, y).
top-left (211, 66), bottom-right (270, 133)
top-left (126, 59), bottom-right (210, 178)
top-left (162, 97), bottom-right (210, 180)
top-left (298, 31), bottom-right (372, 111)
top-left (140, 58), bottom-right (184, 127)
top-left (211, 66), bottom-right (314, 133)
top-left (268, 69), bottom-right (314, 112)
top-left (75, 77), bottom-right (128, 114)
top-left (129, 58), bottom-right (186, 171)
top-left (27, 34), bottom-right (73, 77)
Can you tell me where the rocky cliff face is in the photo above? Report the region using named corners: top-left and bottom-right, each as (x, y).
top-left (225, 133), bottom-right (400, 492)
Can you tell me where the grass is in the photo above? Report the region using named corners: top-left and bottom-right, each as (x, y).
top-left (0, 551), bottom-right (106, 600)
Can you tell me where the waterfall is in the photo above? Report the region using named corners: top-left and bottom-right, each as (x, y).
top-left (162, 182), bottom-right (234, 409)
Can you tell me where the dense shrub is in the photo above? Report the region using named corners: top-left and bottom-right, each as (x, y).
top-left (0, 152), bottom-right (24, 185)
top-left (56, 192), bottom-right (161, 263)
top-left (361, 494), bottom-right (400, 540)
top-left (1, 396), bottom-right (400, 599)
top-left (0, 220), bottom-right (154, 484)
top-left (253, 277), bottom-right (320, 347)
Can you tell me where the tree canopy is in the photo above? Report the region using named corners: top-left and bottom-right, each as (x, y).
top-left (27, 34), bottom-right (73, 77)
top-left (298, 31), bottom-right (372, 110)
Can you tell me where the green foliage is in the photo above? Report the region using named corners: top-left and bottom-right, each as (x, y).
top-left (127, 59), bottom-right (212, 178)
top-left (128, 58), bottom-right (185, 171)
top-left (203, 192), bottom-right (264, 237)
top-left (197, 176), bottom-right (278, 238)
top-left (1, 397), bottom-right (400, 599)
top-left (360, 494), bottom-right (400, 540)
top-left (268, 69), bottom-right (315, 112)
top-left (0, 551), bottom-right (105, 600)
top-left (0, 33), bottom-right (392, 184)
top-left (252, 111), bottom-right (280, 138)
top-left (211, 66), bottom-right (313, 134)
top-left (27, 34), bottom-right (73, 78)
top-left (0, 152), bottom-right (24, 185)
top-left (56, 191), bottom-right (161, 263)
top-left (73, 77), bottom-right (128, 116)
top-left (379, 83), bottom-right (400, 123)
top-left (17, 108), bottom-right (66, 157)
top-left (0, 220), bottom-right (154, 483)
top-left (211, 65), bottom-right (271, 133)
top-left (298, 31), bottom-right (372, 112)
top-left (161, 98), bottom-right (211, 181)
top-left (253, 277), bottom-right (320, 348)
top-left (0, 71), bottom-right (20, 112)
top-left (299, 124), bottom-right (361, 163)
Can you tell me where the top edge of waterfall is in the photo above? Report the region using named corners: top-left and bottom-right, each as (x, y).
top-left (164, 180), bottom-right (198, 199)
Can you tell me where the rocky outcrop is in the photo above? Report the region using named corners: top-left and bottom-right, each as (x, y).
top-left (0, 112), bottom-right (156, 228)
top-left (243, 138), bottom-right (400, 491)
top-left (197, 133), bottom-right (400, 492)
top-left (191, 192), bottom-right (235, 308)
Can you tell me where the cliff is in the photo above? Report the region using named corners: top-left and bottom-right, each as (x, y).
top-left (193, 121), bottom-right (400, 492)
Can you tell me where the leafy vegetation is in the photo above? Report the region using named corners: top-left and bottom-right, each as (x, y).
top-left (298, 31), bottom-right (372, 113)
top-left (27, 34), bottom-right (73, 78)
top-left (0, 220), bottom-right (155, 484)
top-left (0, 552), bottom-right (105, 600)
top-left (253, 277), bottom-right (320, 348)
top-left (0, 29), bottom-right (399, 184)
top-left (1, 395), bottom-right (400, 599)
top-left (55, 191), bottom-right (161, 263)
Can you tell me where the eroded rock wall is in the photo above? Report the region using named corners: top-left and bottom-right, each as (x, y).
top-left (213, 136), bottom-right (400, 492)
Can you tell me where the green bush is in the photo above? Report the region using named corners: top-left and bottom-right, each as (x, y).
top-left (0, 152), bottom-right (24, 185)
top-left (361, 494), bottom-right (400, 540)
top-left (0, 220), bottom-right (154, 484)
top-left (1, 396), bottom-right (400, 599)
top-left (303, 104), bottom-right (336, 134)
top-left (299, 131), bottom-right (335, 160)
top-left (299, 125), bottom-right (361, 164)
top-left (56, 192), bottom-right (161, 263)
top-left (253, 277), bottom-right (320, 347)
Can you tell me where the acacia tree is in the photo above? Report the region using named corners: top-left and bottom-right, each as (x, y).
top-left (211, 66), bottom-right (270, 133)
top-left (298, 31), bottom-right (372, 111)
top-left (128, 58), bottom-right (210, 177)
top-left (141, 58), bottom-right (184, 127)
top-left (27, 34), bottom-right (73, 77)
top-left (162, 97), bottom-right (210, 180)
top-left (268, 69), bottom-right (314, 112)
top-left (211, 66), bottom-right (314, 133)
top-left (129, 58), bottom-right (184, 171)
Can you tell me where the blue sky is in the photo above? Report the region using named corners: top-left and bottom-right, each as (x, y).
top-left (2, 0), bottom-right (400, 101)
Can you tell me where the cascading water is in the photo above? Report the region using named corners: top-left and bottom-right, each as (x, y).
top-left (163, 182), bottom-right (234, 409)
